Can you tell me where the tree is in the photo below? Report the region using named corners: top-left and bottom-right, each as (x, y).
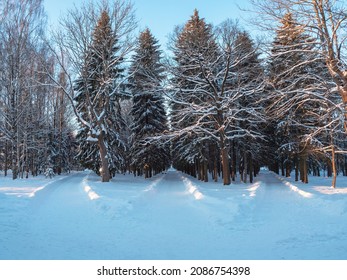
top-left (169, 12), bottom-right (265, 185)
top-left (50, 71), bottom-right (77, 174)
top-left (265, 11), bottom-right (345, 185)
top-left (266, 12), bottom-right (318, 182)
top-left (169, 9), bottom-right (221, 183)
top-left (46, 1), bottom-right (137, 182)
top-left (227, 30), bottom-right (265, 183)
top-left (0, 0), bottom-right (49, 179)
top-left (251, 0), bottom-right (347, 133)
top-left (128, 28), bottom-right (169, 178)
top-left (73, 10), bottom-right (127, 182)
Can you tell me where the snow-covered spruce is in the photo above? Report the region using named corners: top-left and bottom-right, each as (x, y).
top-left (168, 11), bottom-right (265, 185)
top-left (128, 28), bottom-right (170, 178)
top-left (74, 10), bottom-right (127, 182)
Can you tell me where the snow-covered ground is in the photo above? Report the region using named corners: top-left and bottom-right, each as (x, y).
top-left (0, 169), bottom-right (347, 260)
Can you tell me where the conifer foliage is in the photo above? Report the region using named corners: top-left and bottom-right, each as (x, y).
top-left (266, 12), bottom-right (343, 184)
top-left (74, 10), bottom-right (126, 182)
top-left (129, 29), bottom-right (169, 178)
top-left (170, 10), bottom-right (221, 183)
top-left (2, 0), bottom-right (346, 186)
top-left (169, 11), bottom-right (265, 185)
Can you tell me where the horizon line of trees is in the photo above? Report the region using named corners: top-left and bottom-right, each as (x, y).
top-left (1, 0), bottom-right (347, 187)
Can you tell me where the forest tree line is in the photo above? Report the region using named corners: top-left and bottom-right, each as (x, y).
top-left (0, 0), bottom-right (347, 186)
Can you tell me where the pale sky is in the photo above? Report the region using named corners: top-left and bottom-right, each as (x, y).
top-left (44, 0), bottom-right (254, 49)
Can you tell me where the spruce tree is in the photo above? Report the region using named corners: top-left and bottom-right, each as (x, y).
top-left (74, 10), bottom-right (125, 182)
top-left (170, 9), bottom-right (220, 182)
top-left (230, 31), bottom-right (265, 183)
top-left (129, 28), bottom-right (169, 178)
top-left (267, 12), bottom-right (330, 183)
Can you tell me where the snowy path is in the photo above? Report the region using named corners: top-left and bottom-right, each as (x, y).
top-left (1, 169), bottom-right (347, 259)
top-left (1, 173), bottom-right (101, 259)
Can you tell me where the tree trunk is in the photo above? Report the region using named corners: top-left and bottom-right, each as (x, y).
top-left (213, 159), bottom-right (218, 182)
top-left (243, 150), bottom-right (247, 183)
top-left (219, 130), bottom-right (230, 185)
top-left (285, 160), bottom-right (291, 177)
top-left (274, 161), bottom-right (279, 175)
top-left (281, 157), bottom-right (285, 177)
top-left (145, 166), bottom-right (149, 179)
top-left (4, 141), bottom-right (8, 177)
top-left (327, 160), bottom-right (332, 177)
top-left (221, 147), bottom-right (230, 185)
top-left (198, 162), bottom-right (202, 181)
top-left (204, 161), bottom-right (208, 182)
top-left (12, 141), bottom-right (18, 180)
top-left (249, 152), bottom-right (253, 184)
top-left (57, 82), bottom-right (65, 175)
top-left (231, 140), bottom-right (236, 182)
top-left (340, 87), bottom-right (347, 133)
top-left (331, 145), bottom-right (337, 188)
top-left (303, 157), bottom-right (308, 184)
top-left (299, 154), bottom-right (308, 184)
top-left (98, 132), bottom-right (110, 182)
top-left (299, 154), bottom-right (308, 183)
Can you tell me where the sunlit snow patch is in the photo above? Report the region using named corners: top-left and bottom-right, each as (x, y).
top-left (283, 181), bottom-right (313, 198)
top-left (247, 182), bottom-right (261, 197)
top-left (314, 186), bottom-right (347, 195)
top-left (273, 173), bottom-right (313, 198)
top-left (0, 175), bottom-right (69, 198)
top-left (182, 177), bottom-right (204, 200)
top-left (143, 175), bottom-right (164, 192)
top-left (0, 186), bottom-right (44, 197)
top-left (82, 174), bottom-right (100, 200)
top-left (84, 185), bottom-right (100, 200)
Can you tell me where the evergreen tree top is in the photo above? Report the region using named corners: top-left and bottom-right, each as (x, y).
top-left (176, 9), bottom-right (216, 51)
top-left (235, 31), bottom-right (254, 53)
top-left (133, 28), bottom-right (162, 62)
top-left (275, 12), bottom-right (306, 46)
top-left (138, 28), bottom-right (160, 55)
top-left (129, 28), bottom-right (164, 91)
top-left (93, 10), bottom-right (113, 44)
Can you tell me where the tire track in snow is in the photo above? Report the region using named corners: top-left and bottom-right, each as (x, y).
top-left (178, 173), bottom-right (245, 235)
top-left (3, 172), bottom-right (102, 259)
top-left (27, 172), bottom-right (90, 212)
top-left (104, 170), bottom-right (230, 259)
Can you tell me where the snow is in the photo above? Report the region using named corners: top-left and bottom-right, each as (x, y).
top-left (0, 169), bottom-right (347, 260)
top-left (86, 136), bottom-right (98, 142)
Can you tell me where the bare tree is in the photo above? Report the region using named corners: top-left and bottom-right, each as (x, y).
top-left (0, 0), bottom-right (46, 179)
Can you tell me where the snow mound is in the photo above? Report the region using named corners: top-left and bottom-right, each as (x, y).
top-left (82, 173), bottom-right (100, 200)
top-left (313, 186), bottom-right (347, 195)
top-left (0, 175), bottom-right (69, 198)
top-left (181, 176), bottom-right (204, 200)
top-left (247, 182), bottom-right (261, 197)
top-left (272, 172), bottom-right (313, 198)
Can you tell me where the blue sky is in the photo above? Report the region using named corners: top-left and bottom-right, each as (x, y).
top-left (44, 0), bottom-right (253, 48)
